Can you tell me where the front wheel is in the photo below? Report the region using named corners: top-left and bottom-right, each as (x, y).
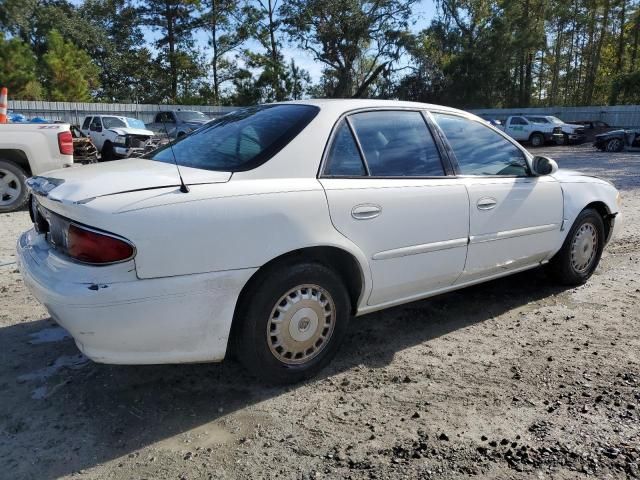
top-left (606, 138), bottom-right (624, 152)
top-left (0, 160), bottom-right (29, 213)
top-left (233, 262), bottom-right (351, 384)
top-left (101, 141), bottom-right (115, 161)
top-left (547, 208), bottom-right (605, 286)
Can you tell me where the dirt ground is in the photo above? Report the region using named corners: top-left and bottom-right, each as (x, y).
top-left (0, 144), bottom-right (638, 480)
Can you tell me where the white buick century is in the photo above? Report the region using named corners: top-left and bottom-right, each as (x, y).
top-left (17, 100), bottom-right (621, 383)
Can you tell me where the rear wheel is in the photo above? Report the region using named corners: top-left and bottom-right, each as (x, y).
top-left (606, 138), bottom-right (624, 152)
top-left (0, 160), bottom-right (29, 213)
top-left (547, 208), bottom-right (605, 286)
top-left (530, 133), bottom-right (544, 147)
top-left (234, 262), bottom-right (351, 384)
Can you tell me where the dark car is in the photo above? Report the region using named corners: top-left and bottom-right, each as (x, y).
top-left (594, 129), bottom-right (640, 152)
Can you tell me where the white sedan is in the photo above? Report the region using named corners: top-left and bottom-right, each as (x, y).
top-left (17, 100), bottom-right (621, 384)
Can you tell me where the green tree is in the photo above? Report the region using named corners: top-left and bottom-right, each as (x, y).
top-left (0, 34), bottom-right (43, 99)
top-left (282, 0), bottom-right (416, 98)
top-left (42, 30), bottom-right (100, 101)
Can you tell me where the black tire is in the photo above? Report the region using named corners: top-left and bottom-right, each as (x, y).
top-left (606, 138), bottom-right (624, 152)
top-left (530, 133), bottom-right (544, 147)
top-left (547, 208), bottom-right (605, 286)
top-left (0, 160), bottom-right (29, 213)
top-left (101, 141), bottom-right (115, 161)
top-left (233, 261), bottom-right (351, 384)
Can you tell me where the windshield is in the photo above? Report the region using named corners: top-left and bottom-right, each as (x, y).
top-left (526, 117), bottom-right (550, 124)
top-left (126, 118), bottom-right (147, 129)
top-left (149, 104), bottom-right (319, 172)
top-left (176, 111), bottom-right (208, 122)
top-left (102, 117), bottom-right (127, 129)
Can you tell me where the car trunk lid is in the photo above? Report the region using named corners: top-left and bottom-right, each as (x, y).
top-left (32, 158), bottom-right (231, 204)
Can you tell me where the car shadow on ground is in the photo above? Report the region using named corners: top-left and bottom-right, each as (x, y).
top-left (0, 267), bottom-right (568, 479)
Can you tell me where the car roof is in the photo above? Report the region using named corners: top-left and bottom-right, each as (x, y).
top-left (275, 98), bottom-right (468, 116)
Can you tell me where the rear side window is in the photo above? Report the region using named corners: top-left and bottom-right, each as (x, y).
top-left (348, 111), bottom-right (444, 177)
top-left (324, 121), bottom-right (365, 176)
top-left (510, 117), bottom-right (528, 125)
top-left (82, 117), bottom-right (91, 130)
top-left (149, 105), bottom-right (319, 172)
top-left (433, 113), bottom-right (529, 176)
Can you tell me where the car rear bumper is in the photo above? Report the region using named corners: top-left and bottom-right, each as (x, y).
top-left (17, 229), bottom-right (256, 364)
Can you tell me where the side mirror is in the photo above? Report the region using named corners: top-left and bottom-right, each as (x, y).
top-left (532, 156), bottom-right (558, 176)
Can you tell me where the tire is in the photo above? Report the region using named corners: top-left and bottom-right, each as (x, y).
top-left (605, 138), bottom-right (624, 152)
top-left (101, 141), bottom-right (115, 161)
top-left (547, 208), bottom-right (605, 286)
top-left (530, 133), bottom-right (544, 147)
top-left (0, 160), bottom-right (29, 213)
top-left (233, 261), bottom-right (351, 384)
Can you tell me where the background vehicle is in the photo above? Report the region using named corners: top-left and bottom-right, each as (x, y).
top-left (502, 116), bottom-right (555, 146)
top-left (524, 116), bottom-right (586, 144)
top-left (18, 100), bottom-right (620, 384)
top-left (594, 129), bottom-right (640, 152)
top-left (80, 115), bottom-right (154, 161)
top-left (146, 110), bottom-right (210, 138)
top-left (0, 123), bottom-right (73, 212)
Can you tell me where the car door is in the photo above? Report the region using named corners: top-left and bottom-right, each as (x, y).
top-left (431, 112), bottom-right (563, 282)
top-left (505, 116), bottom-right (530, 141)
top-left (89, 116), bottom-right (105, 149)
top-left (319, 110), bottom-right (469, 307)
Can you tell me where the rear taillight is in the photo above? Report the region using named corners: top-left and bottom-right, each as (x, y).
top-left (67, 224), bottom-right (135, 264)
top-left (58, 131), bottom-right (73, 155)
top-left (33, 202), bottom-right (136, 265)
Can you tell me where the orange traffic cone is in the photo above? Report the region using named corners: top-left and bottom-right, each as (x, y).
top-left (0, 87), bottom-right (7, 124)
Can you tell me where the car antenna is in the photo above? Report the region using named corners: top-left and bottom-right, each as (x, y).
top-left (158, 107), bottom-right (189, 193)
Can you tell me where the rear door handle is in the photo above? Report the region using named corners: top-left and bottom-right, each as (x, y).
top-left (477, 197), bottom-right (497, 210)
top-left (351, 204), bottom-right (382, 220)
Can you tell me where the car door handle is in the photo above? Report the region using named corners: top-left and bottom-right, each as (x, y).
top-left (351, 204), bottom-right (382, 220)
top-left (477, 197), bottom-right (498, 210)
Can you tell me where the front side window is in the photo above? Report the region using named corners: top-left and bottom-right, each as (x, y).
top-left (510, 116), bottom-right (528, 126)
top-left (324, 121), bottom-right (366, 176)
top-left (433, 113), bottom-right (529, 176)
top-left (348, 111), bottom-right (444, 177)
top-left (149, 105), bottom-right (319, 172)
top-left (82, 117), bottom-right (91, 130)
top-left (89, 117), bottom-right (102, 129)
top-left (102, 117), bottom-right (127, 129)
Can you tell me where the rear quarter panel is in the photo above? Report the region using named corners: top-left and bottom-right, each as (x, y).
top-left (0, 124), bottom-right (73, 174)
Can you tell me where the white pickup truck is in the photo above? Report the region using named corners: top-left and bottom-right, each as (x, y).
top-left (80, 115), bottom-right (155, 161)
top-left (501, 115), bottom-right (586, 146)
top-left (0, 123), bottom-right (73, 212)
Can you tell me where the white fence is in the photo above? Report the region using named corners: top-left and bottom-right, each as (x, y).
top-left (470, 105), bottom-right (640, 128)
top-left (7, 101), bottom-right (237, 125)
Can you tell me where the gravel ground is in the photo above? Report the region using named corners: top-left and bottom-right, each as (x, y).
top-left (0, 144), bottom-right (639, 480)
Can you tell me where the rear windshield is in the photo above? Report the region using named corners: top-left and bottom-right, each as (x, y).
top-left (148, 104), bottom-right (319, 172)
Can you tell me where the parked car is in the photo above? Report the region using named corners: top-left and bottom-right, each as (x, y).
top-left (18, 100), bottom-right (621, 384)
top-left (80, 115), bottom-right (155, 161)
top-left (524, 116), bottom-right (586, 145)
top-left (594, 129), bottom-right (640, 152)
top-left (146, 110), bottom-right (210, 138)
top-left (502, 115), bottom-right (555, 146)
top-left (0, 122), bottom-right (74, 212)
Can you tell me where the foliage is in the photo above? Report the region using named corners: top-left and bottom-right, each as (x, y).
top-left (0, 34), bottom-right (43, 99)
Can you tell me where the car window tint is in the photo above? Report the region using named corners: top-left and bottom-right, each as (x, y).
top-left (82, 117), bottom-right (91, 130)
top-left (510, 117), bottom-right (527, 125)
top-left (349, 111), bottom-right (444, 177)
top-left (102, 117), bottom-right (127, 129)
top-left (324, 121), bottom-right (365, 176)
top-left (433, 113), bottom-right (529, 176)
top-left (90, 117), bottom-right (102, 128)
top-left (149, 105), bottom-right (319, 172)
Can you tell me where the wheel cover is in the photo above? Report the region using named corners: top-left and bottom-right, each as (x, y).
top-left (570, 222), bottom-right (598, 273)
top-left (0, 168), bottom-right (21, 206)
top-left (532, 135), bottom-right (542, 146)
top-left (606, 139), bottom-right (622, 152)
top-left (266, 284), bottom-right (336, 365)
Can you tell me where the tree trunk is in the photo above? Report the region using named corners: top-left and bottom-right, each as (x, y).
top-left (211, 1), bottom-right (219, 103)
top-left (614, 0), bottom-right (626, 74)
